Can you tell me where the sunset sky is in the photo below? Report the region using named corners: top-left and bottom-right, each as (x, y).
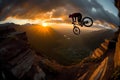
top-left (0, 0), bottom-right (119, 26)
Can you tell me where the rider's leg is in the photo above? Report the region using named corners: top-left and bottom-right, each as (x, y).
top-left (74, 17), bottom-right (76, 22)
top-left (78, 16), bottom-right (81, 22)
top-left (78, 16), bottom-right (82, 26)
top-left (72, 17), bottom-right (74, 24)
top-left (72, 17), bottom-right (76, 24)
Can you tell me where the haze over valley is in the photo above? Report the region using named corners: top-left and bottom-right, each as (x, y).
top-left (15, 23), bottom-right (114, 65)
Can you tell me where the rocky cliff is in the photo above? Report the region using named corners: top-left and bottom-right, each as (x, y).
top-left (114, 32), bottom-right (120, 67)
top-left (0, 25), bottom-right (48, 80)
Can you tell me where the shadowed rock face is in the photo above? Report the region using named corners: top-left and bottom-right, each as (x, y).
top-left (114, 34), bottom-right (120, 67)
top-left (0, 25), bottom-right (35, 79)
top-left (0, 24), bottom-right (51, 80)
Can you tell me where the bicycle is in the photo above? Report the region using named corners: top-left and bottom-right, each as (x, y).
top-left (72, 17), bottom-right (93, 35)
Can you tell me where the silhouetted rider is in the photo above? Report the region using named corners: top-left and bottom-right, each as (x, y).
top-left (69, 13), bottom-right (82, 23)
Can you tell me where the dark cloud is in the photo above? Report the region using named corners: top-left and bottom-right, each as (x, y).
top-left (0, 0), bottom-right (69, 20)
top-left (69, 0), bottom-right (119, 25)
top-left (0, 0), bottom-right (119, 25)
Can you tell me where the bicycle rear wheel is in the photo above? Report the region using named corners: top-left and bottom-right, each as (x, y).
top-left (82, 17), bottom-right (93, 27)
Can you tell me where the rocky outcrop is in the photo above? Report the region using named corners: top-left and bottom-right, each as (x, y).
top-left (0, 27), bottom-right (33, 79)
top-left (91, 39), bottom-right (109, 58)
top-left (0, 25), bottom-right (44, 80)
top-left (114, 31), bottom-right (120, 67)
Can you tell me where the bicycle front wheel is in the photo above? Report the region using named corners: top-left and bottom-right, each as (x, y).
top-left (73, 26), bottom-right (80, 35)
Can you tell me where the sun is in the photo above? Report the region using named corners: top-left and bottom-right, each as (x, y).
top-left (42, 22), bottom-right (48, 27)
